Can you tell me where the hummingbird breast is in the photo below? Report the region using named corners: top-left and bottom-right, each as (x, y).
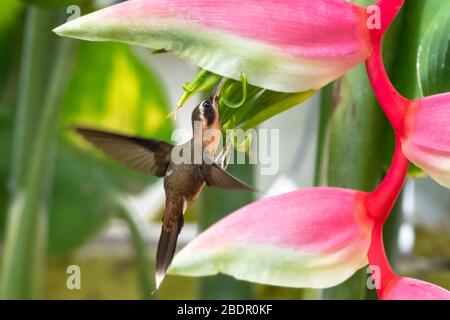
top-left (163, 162), bottom-right (206, 206)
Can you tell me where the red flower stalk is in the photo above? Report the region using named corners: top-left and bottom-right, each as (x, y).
top-left (366, 139), bottom-right (449, 300)
top-left (366, 0), bottom-right (450, 189)
top-left (365, 0), bottom-right (450, 299)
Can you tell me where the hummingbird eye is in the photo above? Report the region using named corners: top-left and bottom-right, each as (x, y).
top-left (202, 100), bottom-right (212, 110)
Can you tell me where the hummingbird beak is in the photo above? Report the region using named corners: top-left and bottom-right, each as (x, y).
top-left (212, 77), bottom-right (226, 100)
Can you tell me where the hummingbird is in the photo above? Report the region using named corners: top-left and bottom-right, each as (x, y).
top-left (74, 80), bottom-right (254, 289)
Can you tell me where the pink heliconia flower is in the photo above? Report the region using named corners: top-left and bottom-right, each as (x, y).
top-left (169, 139), bottom-right (409, 289)
top-left (54, 0), bottom-right (400, 93)
top-left (366, 3), bottom-right (450, 189)
top-left (170, 187), bottom-right (373, 288)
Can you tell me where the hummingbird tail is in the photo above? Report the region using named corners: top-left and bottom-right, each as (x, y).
top-left (155, 214), bottom-right (184, 289)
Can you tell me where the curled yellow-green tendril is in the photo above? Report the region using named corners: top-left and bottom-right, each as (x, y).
top-left (176, 70), bottom-right (221, 109)
top-left (222, 73), bottom-right (248, 109)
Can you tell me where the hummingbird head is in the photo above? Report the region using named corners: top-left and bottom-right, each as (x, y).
top-left (191, 96), bottom-right (220, 130)
top-left (191, 79), bottom-right (225, 155)
top-left (191, 77), bottom-right (226, 132)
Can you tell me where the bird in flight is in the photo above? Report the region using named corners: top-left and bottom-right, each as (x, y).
top-left (75, 80), bottom-right (254, 289)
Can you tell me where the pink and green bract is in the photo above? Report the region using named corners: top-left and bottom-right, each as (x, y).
top-left (170, 187), bottom-right (373, 288)
top-left (54, 0), bottom-right (374, 93)
top-left (402, 94), bottom-right (450, 188)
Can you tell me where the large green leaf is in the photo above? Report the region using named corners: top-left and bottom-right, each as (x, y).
top-left (0, 0), bottom-right (22, 27)
top-left (60, 40), bottom-right (172, 191)
top-left (417, 3), bottom-right (450, 96)
top-left (61, 41), bottom-right (172, 140)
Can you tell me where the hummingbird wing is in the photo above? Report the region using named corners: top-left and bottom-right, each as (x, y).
top-left (202, 163), bottom-right (256, 191)
top-left (155, 197), bottom-right (185, 289)
top-left (75, 127), bottom-right (173, 177)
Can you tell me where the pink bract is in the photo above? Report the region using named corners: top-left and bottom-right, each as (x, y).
top-left (381, 277), bottom-right (450, 300)
top-left (54, 0), bottom-right (375, 92)
top-left (169, 187), bottom-right (374, 288)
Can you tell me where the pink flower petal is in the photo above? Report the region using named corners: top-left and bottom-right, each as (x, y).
top-left (381, 277), bottom-right (450, 300)
top-left (403, 93), bottom-right (450, 188)
top-left (169, 188), bottom-right (373, 288)
top-left (54, 0), bottom-right (372, 92)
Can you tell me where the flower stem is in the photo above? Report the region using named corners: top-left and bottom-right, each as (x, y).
top-left (374, 0), bottom-right (406, 35)
top-left (366, 137), bottom-right (409, 223)
top-left (366, 0), bottom-right (409, 136)
top-left (368, 222), bottom-right (398, 297)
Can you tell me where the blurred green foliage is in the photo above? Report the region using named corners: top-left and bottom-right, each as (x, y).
top-left (61, 42), bottom-right (172, 140)
top-left (1, 39), bottom-right (173, 257)
top-left (0, 2), bottom-right (173, 299)
top-left (49, 41), bottom-right (173, 255)
top-left (0, 0), bottom-right (24, 104)
top-left (417, 2), bottom-right (450, 96)
top-left (21, 0), bottom-right (89, 8)
top-left (0, 113), bottom-right (13, 236)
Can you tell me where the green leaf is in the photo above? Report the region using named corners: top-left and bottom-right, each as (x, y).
top-left (61, 41), bottom-right (172, 140)
top-left (417, 4), bottom-right (450, 96)
top-left (177, 69), bottom-right (316, 132)
top-left (390, 0), bottom-right (441, 100)
top-left (235, 90), bottom-right (316, 131)
top-left (178, 69), bottom-right (221, 108)
top-left (0, 0), bottom-right (23, 29)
